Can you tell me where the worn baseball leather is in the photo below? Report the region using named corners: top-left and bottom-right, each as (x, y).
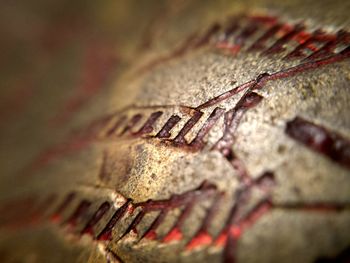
top-left (0, 0), bottom-right (349, 262)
